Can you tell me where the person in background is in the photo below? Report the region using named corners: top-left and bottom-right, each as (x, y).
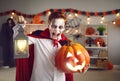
top-left (0, 18), bottom-right (16, 68)
top-left (15, 12), bottom-right (73, 81)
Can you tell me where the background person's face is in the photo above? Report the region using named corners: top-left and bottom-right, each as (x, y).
top-left (49, 18), bottom-right (65, 40)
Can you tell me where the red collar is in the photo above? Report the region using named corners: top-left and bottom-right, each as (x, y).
top-left (28, 28), bottom-right (67, 47)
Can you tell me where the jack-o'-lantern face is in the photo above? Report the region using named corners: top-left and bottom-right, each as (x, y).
top-left (55, 43), bottom-right (90, 73)
top-left (49, 18), bottom-right (65, 41)
top-left (66, 50), bottom-right (86, 72)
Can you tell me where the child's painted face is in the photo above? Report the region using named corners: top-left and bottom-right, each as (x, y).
top-left (49, 18), bottom-right (65, 40)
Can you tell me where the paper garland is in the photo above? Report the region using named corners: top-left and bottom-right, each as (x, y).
top-left (0, 8), bottom-right (120, 18)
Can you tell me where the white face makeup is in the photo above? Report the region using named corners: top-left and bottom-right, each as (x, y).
top-left (49, 18), bottom-right (65, 40)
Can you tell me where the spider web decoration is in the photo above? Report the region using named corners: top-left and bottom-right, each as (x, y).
top-left (64, 15), bottom-right (83, 40)
top-left (66, 17), bottom-right (81, 29)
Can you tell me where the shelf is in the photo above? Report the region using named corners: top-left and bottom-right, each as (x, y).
top-left (85, 46), bottom-right (107, 49)
top-left (85, 35), bottom-right (107, 37)
top-left (84, 24), bottom-right (108, 70)
top-left (90, 56), bottom-right (108, 59)
top-left (24, 24), bottom-right (46, 34)
top-left (19, 24), bottom-right (44, 25)
top-left (25, 24), bottom-right (44, 25)
top-left (89, 65), bottom-right (107, 70)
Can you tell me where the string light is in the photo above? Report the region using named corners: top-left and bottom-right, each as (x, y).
top-left (10, 12), bottom-right (15, 19)
top-left (68, 13), bottom-right (72, 17)
top-left (74, 13), bottom-right (78, 17)
top-left (74, 29), bottom-right (78, 33)
top-left (11, 12), bottom-right (15, 15)
top-left (101, 16), bottom-right (105, 20)
top-left (65, 29), bottom-right (70, 33)
top-left (10, 16), bottom-right (13, 19)
top-left (116, 13), bottom-right (120, 17)
top-left (112, 21), bottom-right (116, 24)
top-left (86, 16), bottom-right (90, 24)
top-left (67, 13), bottom-right (75, 19)
top-left (100, 21), bottom-right (103, 24)
top-left (47, 11), bottom-right (51, 16)
top-left (87, 16), bottom-right (90, 21)
top-left (87, 21), bottom-right (90, 24)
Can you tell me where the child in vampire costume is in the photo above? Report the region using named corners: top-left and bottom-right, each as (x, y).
top-left (15, 12), bottom-right (73, 81)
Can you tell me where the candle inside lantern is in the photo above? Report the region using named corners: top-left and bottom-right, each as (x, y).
top-left (16, 40), bottom-right (27, 54)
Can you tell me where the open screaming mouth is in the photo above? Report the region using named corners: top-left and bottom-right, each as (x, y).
top-left (52, 32), bottom-right (60, 36)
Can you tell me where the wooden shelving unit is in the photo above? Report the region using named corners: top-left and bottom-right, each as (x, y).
top-left (84, 24), bottom-right (109, 70)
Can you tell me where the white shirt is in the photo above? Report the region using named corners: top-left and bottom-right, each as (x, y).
top-left (28, 36), bottom-right (65, 81)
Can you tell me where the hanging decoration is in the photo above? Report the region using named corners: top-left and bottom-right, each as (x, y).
top-left (0, 8), bottom-right (120, 18)
top-left (31, 15), bottom-right (41, 24)
top-left (66, 17), bottom-right (81, 28)
top-left (31, 15), bottom-right (46, 24)
top-left (116, 18), bottom-right (120, 27)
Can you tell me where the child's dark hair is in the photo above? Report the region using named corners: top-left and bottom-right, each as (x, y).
top-left (48, 12), bottom-right (66, 23)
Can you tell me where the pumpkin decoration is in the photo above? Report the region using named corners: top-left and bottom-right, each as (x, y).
top-left (95, 37), bottom-right (104, 46)
top-left (55, 40), bottom-right (90, 73)
top-left (40, 20), bottom-right (46, 24)
top-left (86, 27), bottom-right (95, 35)
top-left (116, 18), bottom-right (120, 27)
top-left (107, 61), bottom-right (113, 70)
top-left (32, 15), bottom-right (41, 24)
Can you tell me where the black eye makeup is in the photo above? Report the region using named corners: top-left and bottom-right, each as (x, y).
top-left (59, 26), bottom-right (63, 29)
top-left (51, 25), bottom-right (57, 28)
top-left (51, 25), bottom-right (64, 29)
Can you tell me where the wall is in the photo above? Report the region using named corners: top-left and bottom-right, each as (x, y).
top-left (0, 0), bottom-right (120, 65)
